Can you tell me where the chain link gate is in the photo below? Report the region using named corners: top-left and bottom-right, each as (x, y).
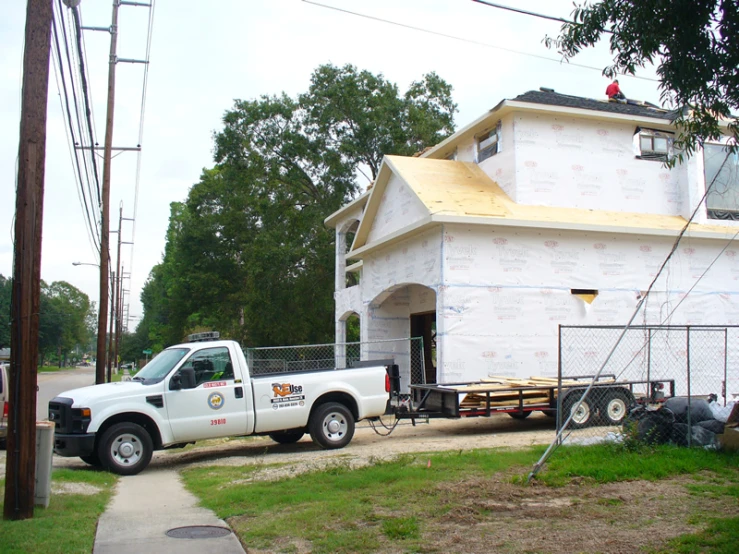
top-left (244, 337), bottom-right (426, 395)
top-left (556, 325), bottom-right (737, 445)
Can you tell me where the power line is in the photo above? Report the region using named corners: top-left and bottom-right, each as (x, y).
top-left (472, 0), bottom-right (575, 25)
top-left (301, 1), bottom-right (655, 82)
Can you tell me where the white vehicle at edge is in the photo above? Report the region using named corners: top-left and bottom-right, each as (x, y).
top-left (49, 337), bottom-right (396, 475)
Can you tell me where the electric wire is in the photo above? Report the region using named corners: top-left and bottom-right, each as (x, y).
top-left (472, 0), bottom-right (575, 25)
top-left (55, 0), bottom-right (102, 246)
top-left (51, 3), bottom-right (101, 254)
top-left (70, 4), bottom-right (102, 205)
top-left (125, 0), bottom-right (157, 331)
top-left (301, 0), bottom-right (657, 82)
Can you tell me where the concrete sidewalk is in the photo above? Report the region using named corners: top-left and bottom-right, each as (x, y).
top-left (93, 469), bottom-right (245, 554)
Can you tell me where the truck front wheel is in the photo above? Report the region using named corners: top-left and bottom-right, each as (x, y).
top-left (98, 422), bottom-right (153, 476)
top-left (309, 402), bottom-right (355, 449)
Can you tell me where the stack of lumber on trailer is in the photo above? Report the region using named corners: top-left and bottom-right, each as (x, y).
top-left (451, 375), bottom-right (615, 410)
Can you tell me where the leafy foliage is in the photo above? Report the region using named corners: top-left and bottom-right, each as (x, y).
top-left (139, 64), bottom-right (456, 348)
top-left (0, 274), bottom-right (93, 364)
top-left (546, 0), bottom-right (739, 162)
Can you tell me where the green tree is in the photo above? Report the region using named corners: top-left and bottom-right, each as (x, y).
top-left (546, 0), bottom-right (739, 161)
top-left (38, 281), bottom-right (93, 366)
top-left (144, 63), bottom-right (457, 348)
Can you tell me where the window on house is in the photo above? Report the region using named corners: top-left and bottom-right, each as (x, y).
top-left (476, 122), bottom-right (501, 162)
top-left (705, 143), bottom-right (739, 220)
top-left (635, 128), bottom-right (673, 161)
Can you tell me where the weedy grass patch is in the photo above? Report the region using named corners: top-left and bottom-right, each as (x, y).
top-left (0, 468), bottom-right (116, 554)
top-left (182, 444), bottom-right (739, 553)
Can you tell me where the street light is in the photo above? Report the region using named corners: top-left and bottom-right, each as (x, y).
top-left (72, 261), bottom-right (99, 267)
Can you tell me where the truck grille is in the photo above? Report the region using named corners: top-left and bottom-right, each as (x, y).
top-left (48, 397), bottom-right (74, 433)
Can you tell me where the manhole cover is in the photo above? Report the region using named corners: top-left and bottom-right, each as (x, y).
top-left (166, 525), bottom-right (232, 539)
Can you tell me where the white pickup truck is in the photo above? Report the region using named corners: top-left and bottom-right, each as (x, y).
top-left (49, 337), bottom-right (396, 475)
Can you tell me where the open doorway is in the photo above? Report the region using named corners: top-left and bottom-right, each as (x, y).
top-left (411, 311), bottom-right (436, 383)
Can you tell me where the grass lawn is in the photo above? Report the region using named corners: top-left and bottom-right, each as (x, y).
top-left (182, 444), bottom-right (739, 553)
top-left (0, 469), bottom-right (117, 553)
top-left (37, 365), bottom-right (64, 373)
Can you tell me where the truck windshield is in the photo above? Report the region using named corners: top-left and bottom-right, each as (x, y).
top-left (134, 348), bottom-right (189, 381)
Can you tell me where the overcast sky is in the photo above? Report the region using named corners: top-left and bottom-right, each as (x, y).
top-left (1, 0), bottom-right (662, 333)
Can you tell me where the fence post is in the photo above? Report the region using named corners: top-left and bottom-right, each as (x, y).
top-left (686, 326), bottom-right (692, 448)
top-left (556, 325), bottom-right (563, 441)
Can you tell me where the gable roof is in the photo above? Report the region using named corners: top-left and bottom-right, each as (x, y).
top-left (348, 155), bottom-right (737, 258)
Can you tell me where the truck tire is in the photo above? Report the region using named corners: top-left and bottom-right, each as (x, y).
top-left (309, 402), bottom-right (355, 449)
top-left (562, 393), bottom-right (594, 429)
top-left (600, 389), bottom-right (634, 426)
top-left (98, 422), bottom-right (153, 476)
top-left (269, 430), bottom-right (304, 444)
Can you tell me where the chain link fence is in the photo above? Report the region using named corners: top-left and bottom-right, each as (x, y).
top-left (557, 325), bottom-right (738, 446)
top-left (244, 337), bottom-right (426, 395)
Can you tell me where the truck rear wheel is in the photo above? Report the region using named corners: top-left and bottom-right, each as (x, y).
top-left (98, 422), bottom-right (153, 476)
top-left (309, 402), bottom-right (355, 449)
top-left (269, 430), bottom-right (304, 444)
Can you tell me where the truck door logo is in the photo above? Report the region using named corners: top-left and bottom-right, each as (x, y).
top-left (270, 383), bottom-right (305, 409)
top-left (207, 392), bottom-right (225, 410)
top-left (272, 383), bottom-right (303, 397)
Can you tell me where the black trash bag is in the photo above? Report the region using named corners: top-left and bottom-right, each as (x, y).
top-left (671, 423), bottom-right (690, 447)
top-left (696, 419), bottom-right (726, 434)
top-left (671, 422), bottom-right (718, 447)
top-left (623, 406), bottom-right (674, 445)
top-left (663, 397), bottom-right (715, 424)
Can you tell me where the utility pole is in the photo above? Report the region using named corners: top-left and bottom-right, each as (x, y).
top-left (4, 0), bottom-right (53, 521)
top-left (95, 0), bottom-right (120, 385)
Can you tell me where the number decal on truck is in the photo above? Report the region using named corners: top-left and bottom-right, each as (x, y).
top-left (210, 418), bottom-right (226, 426)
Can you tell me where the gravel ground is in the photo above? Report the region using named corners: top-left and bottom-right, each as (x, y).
top-left (0, 412), bottom-right (558, 476)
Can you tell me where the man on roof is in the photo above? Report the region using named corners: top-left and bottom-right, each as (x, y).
top-left (606, 79), bottom-right (625, 100)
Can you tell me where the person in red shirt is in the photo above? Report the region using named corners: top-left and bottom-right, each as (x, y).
top-left (606, 79), bottom-right (625, 100)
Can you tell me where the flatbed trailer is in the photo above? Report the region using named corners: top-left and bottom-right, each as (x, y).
top-left (397, 375), bottom-right (676, 429)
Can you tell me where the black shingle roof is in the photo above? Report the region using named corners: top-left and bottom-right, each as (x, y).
top-left (513, 89), bottom-right (680, 121)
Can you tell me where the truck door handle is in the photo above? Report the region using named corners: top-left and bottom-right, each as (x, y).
top-left (235, 387), bottom-right (243, 399)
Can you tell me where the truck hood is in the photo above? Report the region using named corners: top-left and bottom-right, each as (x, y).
top-left (55, 381), bottom-right (153, 407)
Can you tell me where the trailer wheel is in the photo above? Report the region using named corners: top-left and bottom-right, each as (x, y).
top-left (98, 422), bottom-right (153, 476)
top-left (600, 389), bottom-right (634, 426)
top-left (563, 394), bottom-right (594, 429)
top-left (268, 430), bottom-right (304, 444)
top-left (309, 402), bottom-right (355, 449)
top-left (508, 411), bottom-right (531, 420)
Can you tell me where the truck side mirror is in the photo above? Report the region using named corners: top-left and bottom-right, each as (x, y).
top-left (170, 367), bottom-right (196, 390)
top-left (180, 367), bottom-right (196, 389)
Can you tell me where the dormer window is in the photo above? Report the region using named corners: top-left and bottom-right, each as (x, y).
top-left (635, 128), bottom-right (673, 161)
top-left (476, 121), bottom-right (501, 162)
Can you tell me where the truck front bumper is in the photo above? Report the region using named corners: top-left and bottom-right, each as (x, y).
top-left (54, 432), bottom-right (96, 457)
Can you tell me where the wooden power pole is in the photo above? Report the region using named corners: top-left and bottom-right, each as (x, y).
top-left (4, 0), bottom-right (54, 521)
top-left (95, 0), bottom-right (120, 385)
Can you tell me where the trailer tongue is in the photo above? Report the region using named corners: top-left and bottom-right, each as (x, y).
top-left (396, 375), bottom-right (675, 429)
